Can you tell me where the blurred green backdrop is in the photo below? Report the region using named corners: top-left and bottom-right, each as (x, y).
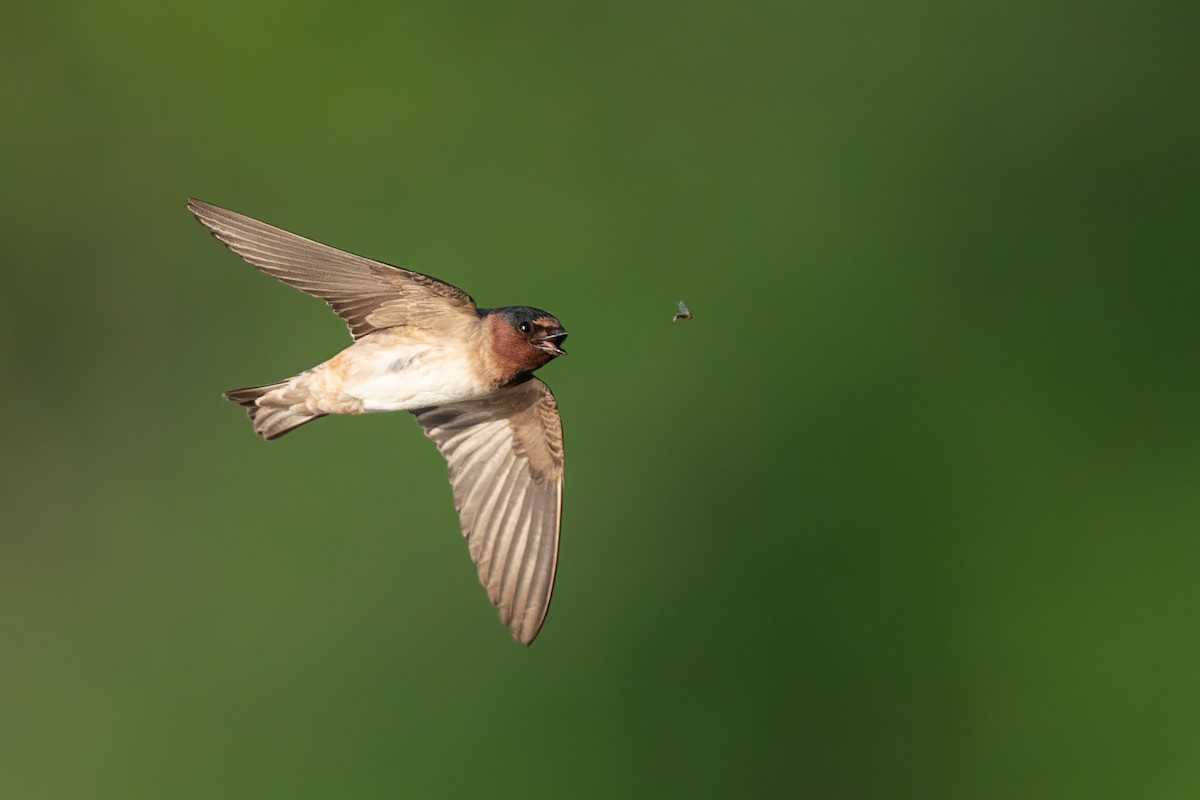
top-left (3, 1), bottom-right (1198, 797)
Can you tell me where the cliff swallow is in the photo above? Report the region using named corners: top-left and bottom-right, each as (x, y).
top-left (187, 200), bottom-right (567, 645)
top-left (672, 301), bottom-right (692, 322)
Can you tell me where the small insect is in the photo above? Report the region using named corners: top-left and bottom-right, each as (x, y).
top-left (672, 301), bottom-right (693, 322)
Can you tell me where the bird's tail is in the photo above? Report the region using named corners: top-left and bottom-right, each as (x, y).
top-left (224, 381), bottom-right (325, 440)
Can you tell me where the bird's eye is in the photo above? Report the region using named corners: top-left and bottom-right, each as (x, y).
top-left (518, 321), bottom-right (532, 334)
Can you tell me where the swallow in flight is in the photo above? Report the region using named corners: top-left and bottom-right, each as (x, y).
top-left (187, 200), bottom-right (567, 644)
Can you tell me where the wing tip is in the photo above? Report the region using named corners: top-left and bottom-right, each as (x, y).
top-left (186, 197), bottom-right (212, 215)
top-left (186, 197), bottom-right (224, 229)
top-left (509, 594), bottom-right (552, 645)
top-left (513, 625), bottom-right (541, 646)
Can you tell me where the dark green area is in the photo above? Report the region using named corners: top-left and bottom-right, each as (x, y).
top-left (3, 2), bottom-right (1198, 797)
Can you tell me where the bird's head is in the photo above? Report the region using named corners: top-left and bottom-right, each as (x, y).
top-left (485, 306), bottom-right (568, 383)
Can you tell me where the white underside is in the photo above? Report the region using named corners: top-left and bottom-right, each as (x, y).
top-left (275, 335), bottom-right (489, 415)
top-left (341, 341), bottom-right (485, 411)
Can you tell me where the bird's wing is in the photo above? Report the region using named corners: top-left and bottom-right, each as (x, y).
top-left (413, 378), bottom-right (563, 645)
top-left (188, 199), bottom-right (478, 339)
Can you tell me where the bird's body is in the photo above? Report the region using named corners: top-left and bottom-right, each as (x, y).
top-left (252, 328), bottom-right (487, 416)
top-left (188, 199), bottom-right (567, 644)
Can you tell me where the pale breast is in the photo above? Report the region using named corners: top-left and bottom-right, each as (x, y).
top-left (321, 333), bottom-right (489, 413)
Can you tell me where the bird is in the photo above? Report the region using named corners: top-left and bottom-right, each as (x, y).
top-left (187, 199), bottom-right (568, 645)
top-left (672, 300), bottom-right (692, 322)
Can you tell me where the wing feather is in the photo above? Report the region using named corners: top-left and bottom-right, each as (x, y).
top-left (413, 378), bottom-right (563, 644)
top-left (494, 500), bottom-right (532, 626)
top-left (188, 199), bottom-right (478, 338)
top-left (469, 455), bottom-right (523, 570)
top-left (474, 457), bottom-right (526, 584)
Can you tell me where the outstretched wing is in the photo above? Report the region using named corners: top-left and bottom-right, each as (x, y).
top-left (188, 199), bottom-right (478, 339)
top-left (413, 378), bottom-right (564, 645)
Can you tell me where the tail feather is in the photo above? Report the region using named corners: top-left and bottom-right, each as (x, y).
top-left (224, 382), bottom-right (324, 440)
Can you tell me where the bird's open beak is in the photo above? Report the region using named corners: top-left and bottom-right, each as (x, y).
top-left (533, 330), bottom-right (568, 356)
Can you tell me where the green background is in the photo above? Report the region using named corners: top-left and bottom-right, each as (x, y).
top-left (3, 2), bottom-right (1198, 797)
